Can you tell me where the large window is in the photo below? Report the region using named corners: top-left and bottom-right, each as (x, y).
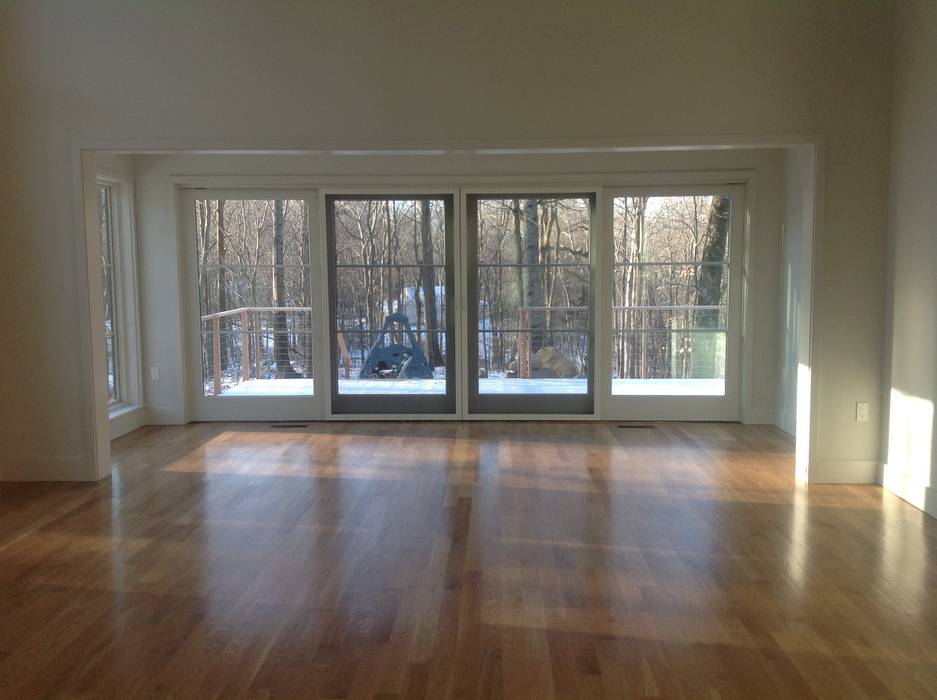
top-left (611, 195), bottom-right (731, 396)
top-left (98, 184), bottom-right (120, 404)
top-left (468, 194), bottom-right (594, 414)
top-left (178, 185), bottom-right (742, 420)
top-left (326, 196), bottom-right (455, 414)
top-left (195, 199), bottom-right (313, 397)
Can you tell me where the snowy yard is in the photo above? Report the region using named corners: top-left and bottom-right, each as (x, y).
top-left (218, 377), bottom-right (724, 397)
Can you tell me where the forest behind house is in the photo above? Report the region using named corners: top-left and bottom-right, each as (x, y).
top-left (193, 194), bottom-right (730, 394)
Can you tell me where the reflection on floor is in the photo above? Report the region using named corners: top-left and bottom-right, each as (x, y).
top-left (221, 377), bottom-right (726, 396)
top-left (2, 422), bottom-right (935, 697)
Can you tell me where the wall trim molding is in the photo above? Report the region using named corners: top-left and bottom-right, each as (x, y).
top-left (0, 457), bottom-right (98, 482)
top-left (72, 139), bottom-right (823, 484)
top-left (109, 404), bottom-right (147, 440)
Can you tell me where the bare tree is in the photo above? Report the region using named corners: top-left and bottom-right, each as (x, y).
top-left (420, 200), bottom-right (443, 366)
top-left (522, 199), bottom-right (544, 352)
top-left (216, 200), bottom-right (228, 371)
top-left (272, 200), bottom-right (300, 378)
top-left (691, 195), bottom-right (730, 378)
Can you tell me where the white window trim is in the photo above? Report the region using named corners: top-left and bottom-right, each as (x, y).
top-left (599, 184), bottom-right (747, 422)
top-left (97, 170), bottom-right (144, 433)
top-left (170, 173), bottom-right (759, 423)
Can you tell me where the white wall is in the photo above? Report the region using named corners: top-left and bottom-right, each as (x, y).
top-left (777, 148), bottom-right (814, 436)
top-left (131, 149), bottom-right (785, 427)
top-left (0, 0), bottom-right (894, 481)
top-left (882, 0), bottom-right (937, 517)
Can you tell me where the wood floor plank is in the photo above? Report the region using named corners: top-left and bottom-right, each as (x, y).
top-left (0, 421), bottom-right (935, 698)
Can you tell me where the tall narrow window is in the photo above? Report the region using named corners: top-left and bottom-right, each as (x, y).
top-left (611, 195), bottom-right (731, 396)
top-left (98, 185), bottom-right (120, 403)
top-left (194, 199), bottom-right (313, 397)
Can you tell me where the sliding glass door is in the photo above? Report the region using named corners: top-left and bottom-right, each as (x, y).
top-left (184, 192), bottom-right (320, 421)
top-left (604, 186), bottom-right (743, 420)
top-left (180, 184), bottom-right (743, 422)
top-left (466, 194), bottom-right (595, 414)
top-left (326, 195), bottom-right (455, 414)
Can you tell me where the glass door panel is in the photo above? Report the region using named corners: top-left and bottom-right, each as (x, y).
top-left (467, 194), bottom-right (594, 414)
top-left (607, 190), bottom-right (742, 420)
top-left (184, 193), bottom-right (322, 423)
top-left (326, 196), bottom-right (455, 414)
top-left (195, 198), bottom-right (314, 397)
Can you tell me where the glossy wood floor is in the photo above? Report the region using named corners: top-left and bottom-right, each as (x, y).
top-left (1, 422), bottom-right (936, 698)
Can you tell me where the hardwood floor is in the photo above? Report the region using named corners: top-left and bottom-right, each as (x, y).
top-left (1, 422), bottom-right (936, 698)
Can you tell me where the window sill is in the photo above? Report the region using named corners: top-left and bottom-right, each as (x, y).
top-left (109, 403), bottom-right (146, 440)
top-left (109, 402), bottom-right (143, 419)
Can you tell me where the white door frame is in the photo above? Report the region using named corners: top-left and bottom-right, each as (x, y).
top-left (179, 188), bottom-right (326, 422)
top-left (317, 187), bottom-right (463, 420)
top-left (175, 176), bottom-right (756, 423)
top-left (598, 184), bottom-right (747, 422)
top-left (460, 185), bottom-right (601, 419)
top-left (69, 139), bottom-right (822, 486)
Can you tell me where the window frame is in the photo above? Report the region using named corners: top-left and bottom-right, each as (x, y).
top-left (170, 173), bottom-right (756, 424)
top-left (324, 192), bottom-right (458, 415)
top-left (464, 189), bottom-right (597, 416)
top-left (98, 183), bottom-right (121, 405)
top-left (599, 184), bottom-right (746, 421)
top-left (180, 188), bottom-right (326, 422)
top-left (96, 172), bottom-right (143, 421)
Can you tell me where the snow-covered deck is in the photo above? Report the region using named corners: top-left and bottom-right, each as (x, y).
top-left (611, 378), bottom-right (724, 396)
top-left (219, 377), bottom-right (725, 397)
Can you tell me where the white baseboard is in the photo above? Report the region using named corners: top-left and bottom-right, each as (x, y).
top-left (109, 404), bottom-right (147, 439)
top-left (741, 410), bottom-right (777, 426)
top-left (0, 457), bottom-right (98, 482)
top-left (146, 406), bottom-right (186, 425)
top-left (774, 410), bottom-right (796, 437)
top-left (810, 459), bottom-right (879, 484)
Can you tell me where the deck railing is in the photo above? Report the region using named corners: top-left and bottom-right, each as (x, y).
top-left (201, 306), bottom-right (312, 395)
top-left (200, 306), bottom-right (354, 395)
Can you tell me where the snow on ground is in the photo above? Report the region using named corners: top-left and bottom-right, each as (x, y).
top-left (611, 378), bottom-right (725, 396)
top-left (221, 379), bottom-right (316, 396)
top-left (220, 377), bottom-right (724, 397)
top-left (339, 379), bottom-right (446, 395)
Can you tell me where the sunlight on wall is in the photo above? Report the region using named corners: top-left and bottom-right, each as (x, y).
top-left (883, 388), bottom-right (934, 511)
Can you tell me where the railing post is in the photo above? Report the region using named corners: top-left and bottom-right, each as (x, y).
top-left (337, 332), bottom-right (351, 379)
top-left (518, 307), bottom-right (530, 379)
top-left (254, 311), bottom-right (262, 380)
top-left (240, 310), bottom-right (250, 382)
top-left (212, 315), bottom-right (221, 395)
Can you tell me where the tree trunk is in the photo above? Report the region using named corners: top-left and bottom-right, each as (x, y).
top-left (273, 200), bottom-right (300, 378)
top-left (511, 201), bottom-right (525, 367)
top-left (384, 200), bottom-right (393, 320)
top-left (301, 200), bottom-right (311, 378)
top-left (625, 197), bottom-right (646, 379)
top-left (420, 200), bottom-right (443, 366)
top-left (691, 195), bottom-right (731, 378)
top-left (411, 212), bottom-right (424, 334)
top-left (522, 199), bottom-right (544, 351)
top-left (216, 200), bottom-right (228, 374)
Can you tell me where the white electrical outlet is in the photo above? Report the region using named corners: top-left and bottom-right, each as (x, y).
top-left (150, 366), bottom-right (160, 382)
top-left (856, 401), bottom-right (869, 423)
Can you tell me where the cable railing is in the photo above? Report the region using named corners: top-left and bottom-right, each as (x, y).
top-left (201, 306), bottom-right (312, 395)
